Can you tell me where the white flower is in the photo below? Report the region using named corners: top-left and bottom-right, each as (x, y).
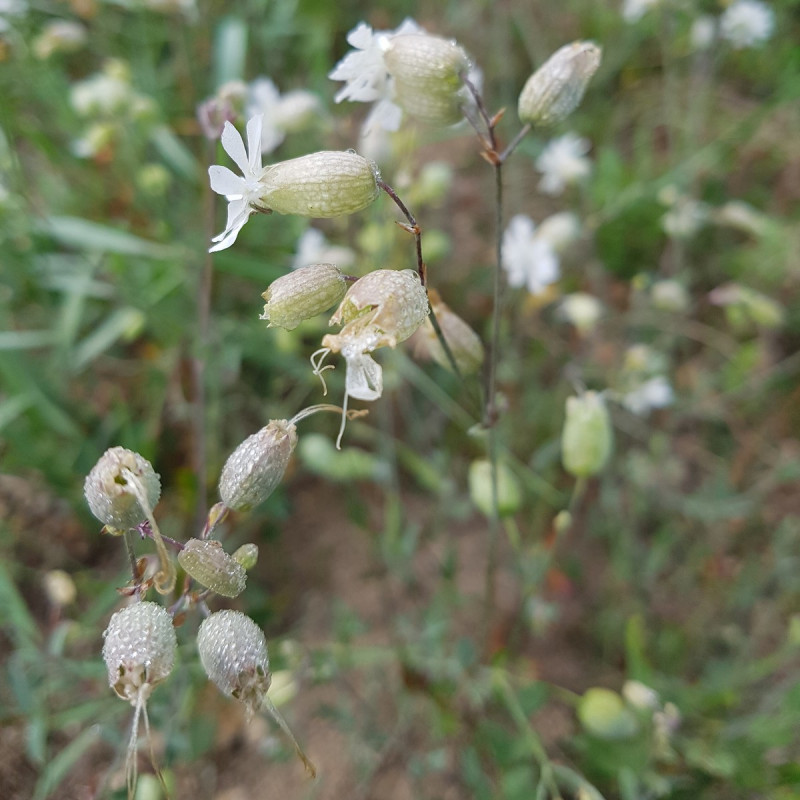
top-left (558, 292), bottom-right (603, 334)
top-left (720, 0), bottom-right (774, 49)
top-left (661, 196), bottom-right (708, 239)
top-left (622, 680), bottom-right (660, 711)
top-left (208, 115), bottom-right (268, 252)
top-left (650, 280), bottom-right (689, 313)
top-left (71, 73), bottom-right (132, 117)
top-left (292, 228), bottom-right (355, 270)
top-left (247, 78), bottom-right (321, 154)
top-left (536, 211), bottom-right (582, 254)
top-left (712, 200), bottom-right (769, 236)
top-left (328, 18), bottom-right (422, 132)
top-left (690, 15), bottom-right (717, 50)
top-left (622, 0), bottom-right (660, 23)
top-left (33, 20), bottom-right (87, 59)
top-left (622, 376), bottom-right (674, 415)
top-left (501, 214), bottom-right (560, 296)
top-left (536, 133), bottom-right (592, 195)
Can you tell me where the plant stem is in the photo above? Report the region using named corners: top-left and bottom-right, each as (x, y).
top-left (191, 139), bottom-right (216, 532)
top-left (377, 179), bottom-right (463, 379)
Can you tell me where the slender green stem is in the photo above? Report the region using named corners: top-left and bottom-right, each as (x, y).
top-left (191, 139), bottom-right (216, 532)
top-left (495, 672), bottom-right (563, 800)
top-left (377, 179), bottom-right (463, 379)
top-left (123, 530), bottom-right (139, 586)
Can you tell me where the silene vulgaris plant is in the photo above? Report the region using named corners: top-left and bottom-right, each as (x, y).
top-left (86, 18), bottom-right (606, 796)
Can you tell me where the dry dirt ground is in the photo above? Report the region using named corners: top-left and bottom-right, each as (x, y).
top-left (1, 475), bottom-right (598, 800)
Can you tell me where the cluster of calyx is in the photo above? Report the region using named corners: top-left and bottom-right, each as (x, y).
top-left (88, 23), bottom-right (605, 794)
top-left (85, 408), bottom-right (330, 794)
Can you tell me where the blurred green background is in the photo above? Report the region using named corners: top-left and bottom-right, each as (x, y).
top-left (1, 0), bottom-right (799, 797)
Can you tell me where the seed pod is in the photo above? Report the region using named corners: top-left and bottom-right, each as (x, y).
top-left (84, 447), bottom-right (161, 532)
top-left (260, 151), bottom-right (380, 218)
top-left (232, 543), bottom-right (259, 571)
top-left (197, 610), bottom-right (316, 777)
top-left (561, 391), bottom-right (613, 478)
top-left (468, 459), bottom-right (523, 518)
top-left (518, 41), bottom-right (602, 127)
top-left (323, 269), bottom-right (429, 355)
top-left (261, 263), bottom-right (348, 331)
top-left (102, 601), bottom-right (177, 704)
top-left (414, 291), bottom-right (484, 375)
top-left (384, 33), bottom-right (470, 126)
top-left (178, 539), bottom-right (246, 598)
top-left (197, 610), bottom-right (270, 713)
top-left (219, 419), bottom-right (298, 512)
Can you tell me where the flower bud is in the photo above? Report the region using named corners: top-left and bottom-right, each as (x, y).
top-left (413, 291), bottom-right (483, 375)
top-left (219, 420), bottom-right (298, 511)
top-left (232, 543), bottom-right (259, 571)
top-left (178, 539), bottom-right (246, 598)
top-left (323, 269), bottom-right (429, 355)
top-left (322, 269), bottom-right (429, 408)
top-left (261, 151), bottom-right (380, 218)
top-left (261, 263), bottom-right (348, 331)
top-left (103, 601), bottom-right (177, 704)
top-left (518, 41), bottom-right (601, 127)
top-left (468, 459), bottom-right (523, 518)
top-left (561, 391), bottom-right (613, 478)
top-left (84, 447), bottom-right (161, 532)
top-left (384, 34), bottom-right (470, 126)
top-left (197, 610), bottom-right (270, 713)
top-left (578, 688), bottom-right (638, 740)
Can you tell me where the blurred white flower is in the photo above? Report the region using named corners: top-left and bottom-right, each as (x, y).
top-left (71, 72), bottom-right (131, 117)
top-left (558, 292), bottom-right (603, 334)
top-left (622, 0), bottom-right (660, 23)
top-left (536, 211), bottom-right (582, 254)
top-left (720, 0), bottom-right (774, 49)
top-left (536, 133), bottom-right (592, 195)
top-left (501, 214), bottom-right (560, 296)
top-left (622, 680), bottom-right (660, 711)
top-left (661, 196), bottom-right (708, 239)
top-left (622, 376), bottom-right (674, 415)
top-left (650, 280), bottom-right (689, 313)
top-left (247, 78), bottom-right (321, 154)
top-left (293, 228), bottom-right (355, 270)
top-left (33, 19), bottom-right (87, 59)
top-left (624, 343), bottom-right (668, 375)
top-left (329, 18), bottom-right (422, 132)
top-left (690, 15), bottom-right (717, 50)
top-left (208, 116), bottom-right (267, 252)
top-left (712, 200), bottom-right (770, 236)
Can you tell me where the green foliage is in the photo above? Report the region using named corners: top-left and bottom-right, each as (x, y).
top-left (2, 0), bottom-right (799, 798)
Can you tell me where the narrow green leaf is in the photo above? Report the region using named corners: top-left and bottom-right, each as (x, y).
top-left (0, 393), bottom-right (33, 431)
top-left (36, 216), bottom-right (177, 259)
top-left (0, 562), bottom-right (41, 647)
top-left (0, 331), bottom-right (59, 350)
top-left (214, 17), bottom-right (247, 86)
top-left (33, 725), bottom-right (100, 800)
top-left (150, 125), bottom-right (201, 183)
top-left (72, 307), bottom-right (146, 370)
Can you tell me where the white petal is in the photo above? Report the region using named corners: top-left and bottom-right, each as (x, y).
top-left (345, 353), bottom-right (383, 401)
top-left (209, 165), bottom-right (246, 197)
top-left (209, 198), bottom-right (251, 252)
top-left (346, 22), bottom-right (374, 49)
top-left (220, 121), bottom-right (249, 175)
top-left (245, 115), bottom-right (263, 172)
top-left (364, 97), bottom-right (403, 132)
